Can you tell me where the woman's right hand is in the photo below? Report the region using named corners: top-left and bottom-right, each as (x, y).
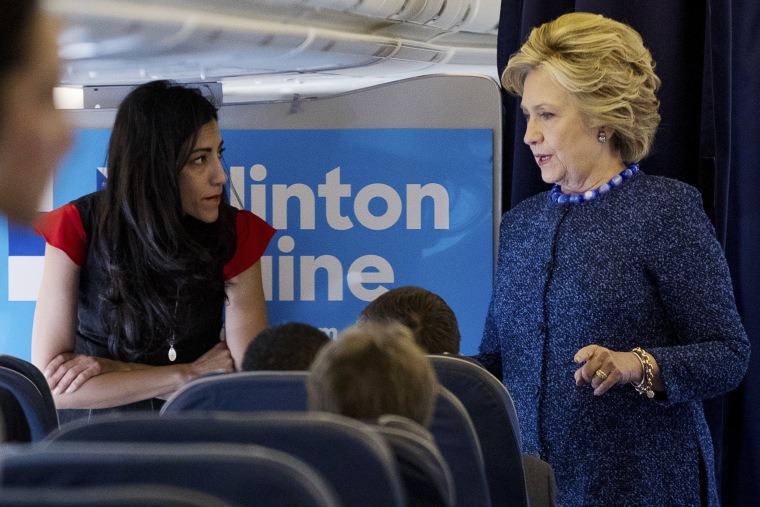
top-left (187, 341), bottom-right (235, 379)
top-left (44, 353), bottom-right (130, 395)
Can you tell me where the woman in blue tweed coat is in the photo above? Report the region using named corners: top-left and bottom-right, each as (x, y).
top-left (478, 12), bottom-right (750, 507)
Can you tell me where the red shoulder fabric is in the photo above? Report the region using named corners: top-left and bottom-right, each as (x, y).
top-left (223, 210), bottom-right (276, 281)
top-left (33, 203), bottom-right (87, 266)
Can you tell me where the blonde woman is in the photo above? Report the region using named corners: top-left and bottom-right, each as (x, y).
top-left (478, 12), bottom-right (749, 506)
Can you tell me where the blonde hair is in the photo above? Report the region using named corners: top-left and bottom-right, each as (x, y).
top-left (307, 322), bottom-right (438, 427)
top-left (502, 12), bottom-right (661, 162)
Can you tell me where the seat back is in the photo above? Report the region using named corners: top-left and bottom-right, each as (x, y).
top-left (0, 485), bottom-right (233, 506)
top-left (0, 355), bottom-right (57, 425)
top-left (0, 441), bottom-right (341, 507)
top-left (0, 366), bottom-right (58, 441)
top-left (430, 355), bottom-right (529, 507)
top-left (429, 386), bottom-right (491, 507)
top-left (49, 411), bottom-right (405, 507)
top-left (160, 371), bottom-right (308, 415)
top-left (374, 416), bottom-right (456, 507)
top-left (0, 388), bottom-right (30, 442)
top-left (159, 370), bottom-right (490, 507)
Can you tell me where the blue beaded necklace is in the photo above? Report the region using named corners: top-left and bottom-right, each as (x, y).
top-left (549, 163), bottom-right (640, 204)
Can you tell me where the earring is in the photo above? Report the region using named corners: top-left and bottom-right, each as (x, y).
top-left (597, 131), bottom-right (607, 143)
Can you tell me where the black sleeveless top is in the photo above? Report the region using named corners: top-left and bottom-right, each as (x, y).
top-left (37, 191), bottom-right (275, 419)
top-left (74, 192), bottom-right (229, 365)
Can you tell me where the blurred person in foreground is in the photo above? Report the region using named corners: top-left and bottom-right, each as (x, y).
top-left (0, 0), bottom-right (71, 440)
top-left (0, 0), bottom-right (71, 224)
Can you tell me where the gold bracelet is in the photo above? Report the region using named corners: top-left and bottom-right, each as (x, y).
top-left (631, 347), bottom-right (655, 399)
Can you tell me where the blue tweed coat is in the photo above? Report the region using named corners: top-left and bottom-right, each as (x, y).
top-left (478, 173), bottom-right (750, 506)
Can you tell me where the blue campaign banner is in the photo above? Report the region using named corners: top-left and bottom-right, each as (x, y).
top-left (1, 127), bottom-right (493, 359)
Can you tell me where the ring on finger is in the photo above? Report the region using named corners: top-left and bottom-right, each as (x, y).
top-left (595, 369), bottom-right (608, 380)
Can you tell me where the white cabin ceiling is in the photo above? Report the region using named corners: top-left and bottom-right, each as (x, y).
top-left (45, 0), bottom-right (500, 104)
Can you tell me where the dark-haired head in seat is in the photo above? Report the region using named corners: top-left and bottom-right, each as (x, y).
top-left (359, 286), bottom-right (460, 354)
top-left (242, 322), bottom-right (330, 371)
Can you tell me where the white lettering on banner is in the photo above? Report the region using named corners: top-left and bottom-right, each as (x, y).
top-left (276, 236), bottom-right (296, 301)
top-left (248, 164), bottom-right (267, 217)
top-left (273, 183), bottom-right (316, 230)
top-left (232, 165), bottom-right (450, 231)
top-left (300, 255), bottom-right (344, 301)
top-left (261, 236), bottom-right (395, 303)
top-left (406, 183), bottom-right (449, 229)
top-left (229, 163), bottom-right (448, 302)
top-left (319, 167), bottom-right (353, 231)
top-left (354, 183), bottom-right (402, 231)
top-left (346, 255), bottom-right (394, 301)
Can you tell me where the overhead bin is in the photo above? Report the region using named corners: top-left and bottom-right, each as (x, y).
top-left (47, 0), bottom-right (499, 102)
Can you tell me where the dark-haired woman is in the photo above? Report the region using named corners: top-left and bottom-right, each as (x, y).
top-left (32, 81), bottom-right (275, 417)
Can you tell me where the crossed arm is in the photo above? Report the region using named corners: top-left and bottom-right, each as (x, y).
top-left (31, 244), bottom-right (268, 410)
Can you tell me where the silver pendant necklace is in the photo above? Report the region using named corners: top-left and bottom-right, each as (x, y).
top-left (168, 291), bottom-right (179, 362)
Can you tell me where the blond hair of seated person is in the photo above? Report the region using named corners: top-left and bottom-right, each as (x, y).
top-left (307, 323), bottom-right (445, 506)
top-left (307, 322), bottom-right (437, 427)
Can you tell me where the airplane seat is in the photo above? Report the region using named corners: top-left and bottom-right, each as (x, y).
top-left (156, 369), bottom-right (497, 506)
top-left (429, 354), bottom-right (557, 507)
top-left (0, 441), bottom-right (341, 507)
top-left (521, 454), bottom-right (559, 507)
top-left (47, 411), bottom-right (406, 507)
top-left (0, 367), bottom-right (58, 441)
top-left (0, 356), bottom-right (57, 425)
top-left (160, 371), bottom-right (308, 415)
top-left (429, 386), bottom-right (492, 507)
top-left (374, 414), bottom-right (457, 507)
top-left (0, 389), bottom-right (30, 442)
top-left (0, 484), bottom-right (234, 507)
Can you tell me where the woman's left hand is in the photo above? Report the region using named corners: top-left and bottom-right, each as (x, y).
top-left (573, 345), bottom-right (642, 396)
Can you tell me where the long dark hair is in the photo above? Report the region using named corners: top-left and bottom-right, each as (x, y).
top-left (94, 80), bottom-right (235, 360)
top-left (0, 0), bottom-right (39, 119)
